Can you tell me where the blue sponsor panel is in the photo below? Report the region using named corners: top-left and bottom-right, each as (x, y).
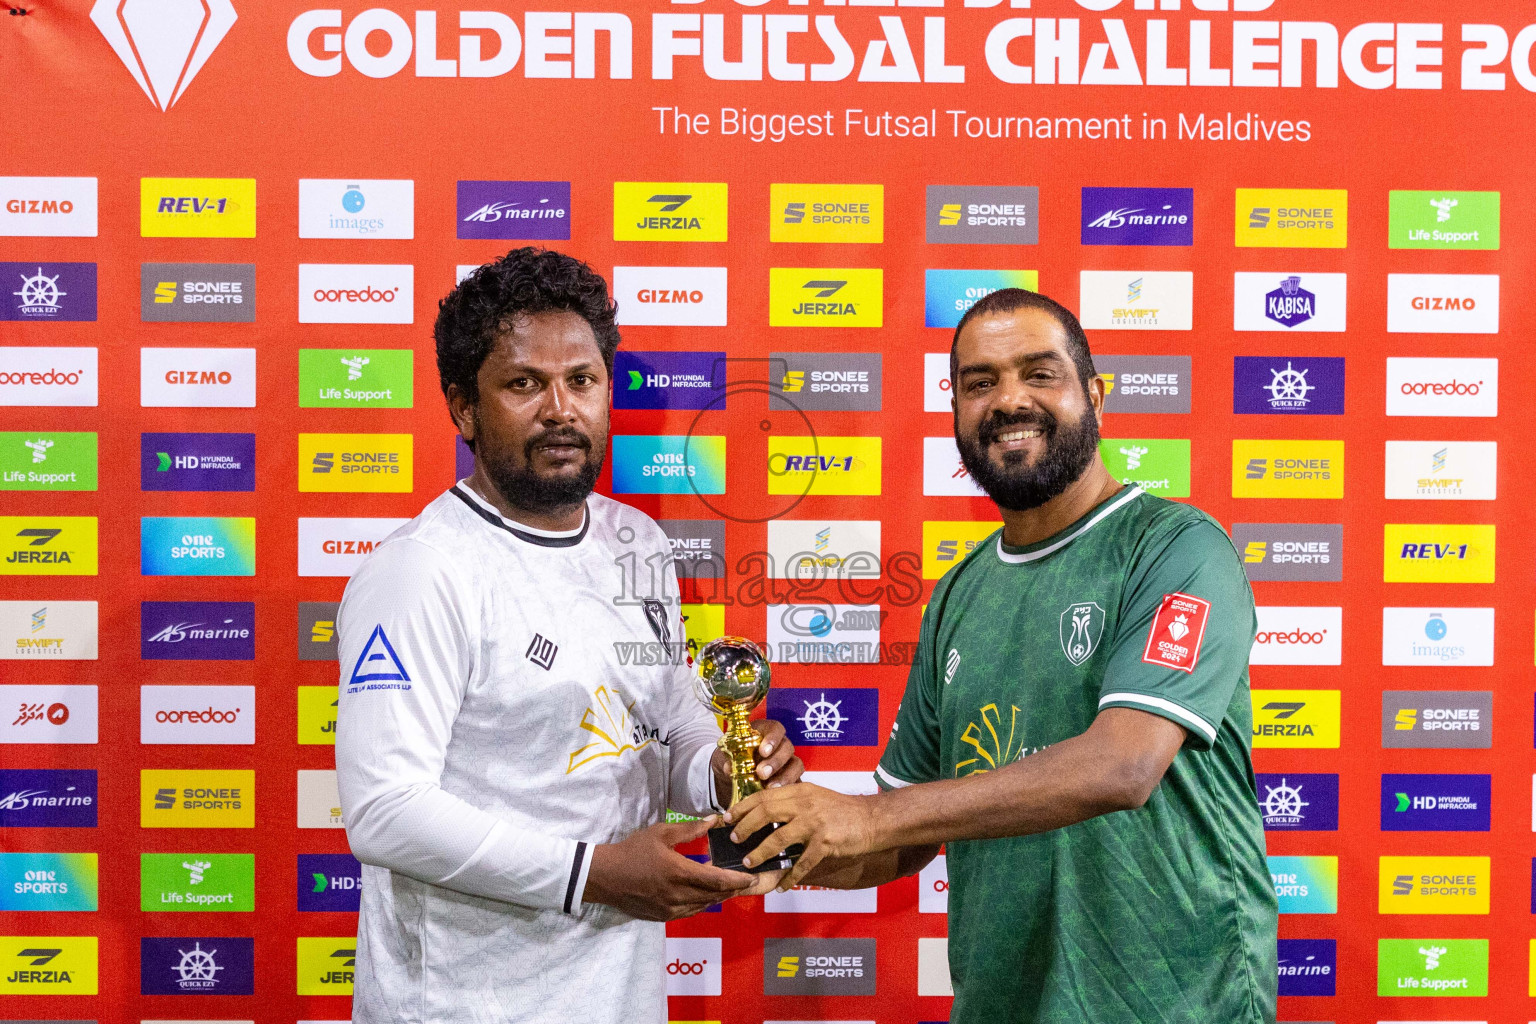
top-left (613, 351), bottom-right (727, 410)
top-left (1233, 356), bottom-right (1345, 415)
top-left (1080, 187), bottom-right (1194, 246)
top-left (1277, 938), bottom-right (1336, 996)
top-left (0, 769), bottom-right (97, 827)
top-left (140, 516), bottom-right (255, 576)
top-left (298, 853), bottom-right (363, 912)
top-left (1, 262), bottom-right (97, 321)
top-left (923, 270), bottom-right (1037, 329)
top-left (1380, 773), bottom-right (1491, 831)
top-left (1255, 772), bottom-right (1339, 831)
top-left (684, 855), bottom-right (722, 911)
top-left (0, 851), bottom-right (98, 910)
top-left (455, 435), bottom-right (474, 479)
top-left (140, 432), bottom-right (256, 491)
top-left (766, 687), bottom-right (879, 746)
top-left (610, 435), bottom-right (726, 495)
top-left (140, 936), bottom-right (254, 995)
top-left (457, 181), bottom-right (571, 240)
top-left (140, 601), bottom-right (255, 661)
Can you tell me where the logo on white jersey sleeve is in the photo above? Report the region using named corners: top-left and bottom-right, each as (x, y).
top-left (346, 625), bottom-right (411, 694)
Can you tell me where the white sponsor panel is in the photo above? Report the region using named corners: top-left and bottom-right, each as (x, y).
top-left (1079, 271), bottom-right (1193, 331)
top-left (803, 771), bottom-right (880, 796)
top-left (140, 347), bottom-right (256, 408)
top-left (766, 520), bottom-right (881, 579)
top-left (1384, 441), bottom-right (1497, 501)
top-left (924, 352), bottom-right (952, 412)
top-left (1250, 606), bottom-right (1342, 666)
top-left (917, 936), bottom-right (953, 996)
top-left (140, 685), bottom-right (256, 744)
top-left (1387, 274), bottom-right (1500, 334)
top-left (297, 518), bottom-right (408, 577)
top-left (918, 854), bottom-right (949, 914)
top-left (1385, 358), bottom-right (1497, 418)
top-left (0, 177), bottom-right (98, 236)
top-left (0, 600), bottom-right (98, 660)
top-left (0, 684), bottom-right (98, 743)
top-left (923, 436), bottom-right (986, 497)
top-left (613, 266), bottom-right (728, 327)
top-left (664, 937), bottom-right (721, 996)
top-left (766, 604), bottom-right (881, 665)
top-left (297, 769), bottom-right (344, 828)
top-left (0, 347), bottom-right (98, 407)
top-left (298, 179), bottom-right (415, 239)
top-left (1232, 272), bottom-right (1347, 331)
top-left (298, 263), bottom-right (414, 324)
top-left (1382, 608), bottom-right (1494, 668)
top-left (456, 264), bottom-right (479, 284)
top-left (765, 884), bottom-right (878, 913)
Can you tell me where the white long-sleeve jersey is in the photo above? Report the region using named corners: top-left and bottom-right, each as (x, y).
top-left (335, 483), bottom-right (722, 1024)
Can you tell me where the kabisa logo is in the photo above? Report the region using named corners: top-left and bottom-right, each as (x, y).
top-left (1263, 275), bottom-right (1314, 327)
top-left (1231, 523), bottom-right (1342, 583)
top-left (299, 264), bottom-right (413, 324)
top-left (140, 517), bottom-right (255, 577)
top-left (1378, 855), bottom-right (1489, 914)
top-left (298, 601), bottom-right (342, 661)
top-left (614, 182), bottom-right (727, 242)
top-left (0, 852), bottom-right (98, 912)
top-left (1276, 938), bottom-right (1336, 996)
top-left (1269, 854), bottom-right (1338, 914)
top-left (926, 185), bottom-right (1038, 245)
top-left (0, 769), bottom-right (97, 827)
top-left (771, 183), bottom-right (883, 243)
top-left (458, 180), bottom-right (571, 241)
top-left (91, 0), bottom-right (235, 110)
top-left (0, 600), bottom-right (98, 661)
top-left (1386, 357), bottom-right (1498, 418)
top-left (139, 852), bottom-right (255, 912)
top-left (140, 685), bottom-right (255, 745)
top-left (139, 178), bottom-right (255, 238)
top-left (140, 601), bottom-right (254, 661)
top-left (1232, 271), bottom-right (1347, 332)
top-left (298, 517), bottom-right (409, 577)
top-left (1382, 690), bottom-right (1491, 750)
top-left (140, 347), bottom-right (256, 408)
top-left (1080, 187), bottom-right (1194, 246)
top-left (0, 346), bottom-right (98, 407)
top-left (297, 936), bottom-right (357, 994)
top-left (1384, 440), bottom-right (1497, 501)
top-left (1389, 190), bottom-right (1500, 251)
top-left (922, 521), bottom-right (1001, 580)
top-left (613, 266), bottom-right (728, 327)
top-left (1095, 355), bottom-right (1191, 414)
top-left (1099, 439), bottom-right (1190, 497)
top-left (1231, 439), bottom-right (1344, 499)
top-left (763, 938), bottom-right (877, 995)
top-left (1382, 607), bottom-right (1493, 667)
top-left (140, 262), bottom-right (255, 323)
top-left (299, 852), bottom-right (362, 912)
top-left (0, 263), bottom-right (96, 322)
top-left (0, 431), bottom-right (97, 491)
top-left (1383, 524), bottom-right (1494, 584)
top-left (299, 433), bottom-right (413, 494)
top-left (140, 769), bottom-right (254, 828)
top-left (768, 436), bottom-right (882, 497)
top-left (769, 352), bottom-right (882, 413)
top-left (1235, 188), bottom-right (1347, 248)
top-left (0, 936), bottom-right (99, 994)
top-left (140, 432), bottom-right (255, 492)
top-left (923, 269), bottom-right (1038, 329)
top-left (297, 685), bottom-right (339, 744)
top-left (0, 177), bottom-right (98, 237)
top-left (1250, 606), bottom-right (1341, 666)
top-left (1381, 773), bottom-right (1491, 832)
top-left (766, 687), bottom-right (878, 746)
top-left (610, 435), bottom-right (727, 496)
top-left (1387, 273), bottom-right (1500, 334)
top-left (0, 517), bottom-right (98, 576)
top-left (1079, 270), bottom-right (1193, 330)
top-left (1377, 937), bottom-right (1489, 997)
top-left (299, 179), bottom-right (414, 239)
top-left (140, 936), bottom-right (254, 995)
top-left (1251, 689), bottom-right (1342, 748)
top-left (613, 351), bottom-right (727, 411)
top-left (769, 268), bottom-right (883, 327)
top-left (1255, 772), bottom-right (1339, 831)
top-left (1232, 357), bottom-right (1345, 415)
top-left (299, 348), bottom-right (413, 409)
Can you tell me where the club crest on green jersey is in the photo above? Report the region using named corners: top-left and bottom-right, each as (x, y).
top-left (1060, 602), bottom-right (1106, 666)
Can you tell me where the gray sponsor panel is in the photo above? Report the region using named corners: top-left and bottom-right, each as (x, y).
top-left (297, 601), bottom-right (341, 661)
top-left (657, 519), bottom-right (725, 580)
top-left (1096, 355), bottom-right (1192, 414)
top-left (1230, 523), bottom-right (1343, 582)
top-left (926, 185), bottom-right (1038, 245)
top-left (768, 352), bottom-right (882, 412)
top-left (763, 937), bottom-right (876, 995)
top-left (141, 262), bottom-right (255, 322)
top-left (1381, 690), bottom-right (1492, 749)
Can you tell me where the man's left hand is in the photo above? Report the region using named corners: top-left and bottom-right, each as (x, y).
top-left (722, 782), bottom-right (877, 891)
top-left (711, 719), bottom-right (804, 801)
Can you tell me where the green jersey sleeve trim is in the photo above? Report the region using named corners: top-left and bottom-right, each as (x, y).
top-left (874, 764), bottom-right (915, 790)
top-left (1099, 691), bottom-right (1217, 745)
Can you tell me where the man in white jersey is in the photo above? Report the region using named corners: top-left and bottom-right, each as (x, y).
top-left (336, 247), bottom-right (802, 1024)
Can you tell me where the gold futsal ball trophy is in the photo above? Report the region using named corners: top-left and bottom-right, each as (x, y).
top-left (695, 636), bottom-right (802, 873)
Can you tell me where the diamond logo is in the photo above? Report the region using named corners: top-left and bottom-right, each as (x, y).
top-left (91, 0), bottom-right (237, 111)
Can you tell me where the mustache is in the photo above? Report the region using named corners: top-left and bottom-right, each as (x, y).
top-left (525, 428), bottom-right (592, 457)
top-left (976, 409), bottom-right (1057, 446)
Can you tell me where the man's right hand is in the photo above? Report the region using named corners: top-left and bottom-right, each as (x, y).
top-left (582, 817), bottom-right (754, 921)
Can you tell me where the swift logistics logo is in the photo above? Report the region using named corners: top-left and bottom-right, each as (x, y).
top-left (458, 180), bottom-right (570, 240)
top-left (140, 517), bottom-right (255, 576)
top-left (1231, 523), bottom-right (1342, 583)
top-left (0, 177), bottom-right (98, 237)
top-left (0, 263), bottom-right (96, 322)
top-left (1255, 772), bottom-right (1339, 831)
top-left (1389, 190), bottom-right (1499, 250)
top-left (1380, 773), bottom-right (1490, 831)
top-left (141, 600), bottom-right (254, 661)
top-left (1233, 272), bottom-right (1347, 331)
top-left (1277, 938), bottom-right (1336, 996)
top-left (1268, 855), bottom-right (1338, 913)
top-left (926, 185), bottom-right (1037, 244)
top-left (771, 183), bottom-right (883, 243)
top-left (0, 346), bottom-right (98, 407)
top-left (140, 935), bottom-right (254, 995)
top-left (0, 517), bottom-right (98, 576)
top-left (613, 351), bottom-right (726, 410)
top-left (299, 349), bottom-right (413, 408)
top-left (612, 266), bottom-right (727, 326)
top-left (1251, 689), bottom-right (1341, 748)
top-left (1383, 524), bottom-right (1495, 584)
top-left (766, 520), bottom-right (881, 579)
top-left (1381, 607), bottom-right (1493, 667)
top-left (140, 178), bottom-right (255, 237)
top-left (299, 264), bottom-right (413, 324)
top-left (0, 852), bottom-right (98, 911)
top-left (923, 270), bottom-right (1038, 328)
top-left (140, 852), bottom-right (254, 912)
top-left (1099, 439), bottom-right (1190, 497)
top-left (762, 937), bottom-right (876, 995)
top-left (1377, 937), bottom-right (1488, 997)
top-left (767, 437), bottom-right (881, 496)
top-left (0, 600), bottom-right (99, 661)
top-left (1384, 441), bottom-right (1497, 501)
top-left (140, 262), bottom-right (254, 322)
top-left (1251, 606), bottom-right (1341, 665)
top-left (297, 685), bottom-right (338, 744)
top-left (140, 769), bottom-right (254, 829)
top-left (139, 347), bottom-right (256, 407)
top-left (0, 432), bottom-right (96, 491)
top-left (0, 769), bottom-right (97, 827)
top-left (1382, 690), bottom-right (1491, 749)
top-left (769, 352), bottom-right (882, 412)
top-left (1387, 273), bottom-right (1500, 334)
top-left (1095, 355), bottom-right (1190, 414)
top-left (922, 521), bottom-right (1002, 579)
top-left (614, 183), bottom-right (727, 241)
top-left (766, 687), bottom-right (879, 746)
top-left (1080, 186), bottom-right (1193, 246)
top-left (1078, 270), bottom-right (1193, 330)
top-left (1232, 357), bottom-right (1344, 415)
top-left (140, 684), bottom-right (255, 745)
top-left (1379, 855), bottom-right (1489, 914)
top-left (1235, 188), bottom-right (1346, 247)
top-left (141, 432), bottom-right (255, 492)
top-left (297, 936), bottom-right (357, 995)
top-left (611, 436), bottom-right (726, 495)
top-left (298, 433), bottom-right (413, 493)
top-left (1386, 357), bottom-right (1498, 417)
top-left (299, 179), bottom-right (414, 239)
top-left (0, 935), bottom-right (98, 994)
top-left (90, 0), bottom-right (235, 111)
top-left (298, 601), bottom-right (341, 661)
top-left (297, 769), bottom-right (345, 828)
top-left (298, 852), bottom-right (362, 911)
top-left (1231, 439), bottom-right (1344, 499)
top-left (769, 268), bottom-right (882, 327)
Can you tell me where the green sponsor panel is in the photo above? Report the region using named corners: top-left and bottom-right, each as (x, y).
top-left (1376, 938), bottom-right (1487, 996)
top-left (1389, 191), bottom-right (1500, 250)
top-left (1100, 439), bottom-right (1191, 498)
top-left (299, 348), bottom-right (413, 408)
top-left (140, 852), bottom-right (255, 912)
top-left (0, 432), bottom-right (97, 491)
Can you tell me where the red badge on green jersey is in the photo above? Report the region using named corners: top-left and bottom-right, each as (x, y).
top-left (1141, 592), bottom-right (1211, 673)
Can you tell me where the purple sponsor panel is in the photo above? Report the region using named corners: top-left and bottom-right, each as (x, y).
top-left (767, 687), bottom-right (879, 746)
top-left (140, 601), bottom-right (255, 661)
top-left (141, 432), bottom-right (255, 491)
top-left (1380, 772), bottom-right (1491, 831)
top-left (455, 435), bottom-right (474, 480)
top-left (298, 852), bottom-right (363, 912)
top-left (1255, 773), bottom-right (1338, 831)
top-left (1277, 938), bottom-right (1336, 996)
top-left (1081, 188), bottom-right (1194, 246)
top-left (0, 769), bottom-right (97, 826)
top-left (0, 262), bottom-right (97, 321)
top-left (140, 936), bottom-right (254, 995)
top-left (1233, 356), bottom-right (1345, 415)
top-left (613, 351), bottom-right (727, 410)
top-left (457, 181), bottom-right (571, 240)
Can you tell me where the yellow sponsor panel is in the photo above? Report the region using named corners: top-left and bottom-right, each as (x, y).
top-left (298, 433), bottom-right (413, 493)
top-left (297, 936), bottom-right (356, 995)
top-left (0, 516), bottom-right (98, 576)
top-left (769, 268), bottom-right (883, 328)
top-left (140, 177), bottom-right (257, 238)
top-left (1234, 188), bottom-right (1346, 248)
top-left (922, 521), bottom-right (1002, 579)
top-left (613, 182), bottom-right (727, 241)
top-left (1530, 939), bottom-right (1536, 995)
top-left (770, 184), bottom-right (884, 243)
top-left (1383, 523), bottom-right (1495, 584)
top-left (140, 769), bottom-right (255, 829)
top-left (298, 685), bottom-right (339, 745)
top-left (681, 603), bottom-right (725, 662)
top-left (1378, 855), bottom-right (1489, 915)
top-left (0, 936), bottom-right (97, 995)
top-left (1231, 440), bottom-right (1344, 499)
top-left (1250, 689), bottom-right (1340, 748)
top-left (768, 437), bottom-right (882, 496)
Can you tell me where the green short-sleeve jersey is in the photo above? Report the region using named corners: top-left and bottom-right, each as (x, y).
top-left (877, 486), bottom-right (1277, 1024)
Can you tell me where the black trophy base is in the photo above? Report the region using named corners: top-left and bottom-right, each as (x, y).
top-left (708, 822), bottom-right (803, 874)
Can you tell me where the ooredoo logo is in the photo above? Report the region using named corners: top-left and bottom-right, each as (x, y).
top-left (91, 0), bottom-right (236, 110)
top-left (298, 265), bottom-right (413, 325)
top-left (140, 348), bottom-right (255, 408)
top-left (0, 348), bottom-right (98, 407)
top-left (1250, 606), bottom-right (1342, 666)
top-left (1387, 359), bottom-right (1497, 416)
top-left (140, 685), bottom-right (254, 745)
top-left (664, 937), bottom-right (720, 996)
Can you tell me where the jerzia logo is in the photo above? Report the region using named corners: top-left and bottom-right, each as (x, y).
top-left (91, 0), bottom-right (237, 111)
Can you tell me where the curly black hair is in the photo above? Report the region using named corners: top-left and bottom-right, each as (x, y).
top-left (434, 246), bottom-right (621, 405)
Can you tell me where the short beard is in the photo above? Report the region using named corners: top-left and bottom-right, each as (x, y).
top-left (956, 404), bottom-right (1101, 512)
top-left (476, 418), bottom-right (607, 515)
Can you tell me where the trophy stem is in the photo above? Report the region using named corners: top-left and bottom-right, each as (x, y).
top-left (721, 705), bottom-right (764, 807)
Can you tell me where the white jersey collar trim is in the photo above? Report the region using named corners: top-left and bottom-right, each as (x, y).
top-left (452, 481), bottom-right (590, 548)
top-left (994, 486), bottom-right (1143, 565)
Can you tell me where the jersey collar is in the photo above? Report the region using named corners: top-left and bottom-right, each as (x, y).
top-left (451, 482), bottom-right (590, 548)
top-left (994, 485), bottom-right (1143, 565)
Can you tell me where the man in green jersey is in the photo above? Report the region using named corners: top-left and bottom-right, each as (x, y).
top-left (727, 288), bottom-right (1277, 1023)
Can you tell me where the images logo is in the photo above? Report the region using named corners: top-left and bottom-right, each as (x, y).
top-left (1390, 190), bottom-right (1499, 250)
top-left (140, 769), bottom-right (253, 829)
top-left (768, 437), bottom-right (881, 496)
top-left (140, 262), bottom-right (254, 323)
top-left (139, 347), bottom-right (256, 408)
top-left (1378, 855), bottom-right (1489, 914)
top-left (1251, 606), bottom-right (1341, 666)
top-left (299, 179), bottom-right (414, 239)
top-left (0, 601), bottom-right (98, 661)
top-left (141, 517), bottom-right (255, 577)
top-left (614, 183), bottom-right (727, 242)
top-left (299, 349), bottom-right (413, 409)
top-left (1269, 855), bottom-right (1338, 914)
top-left (1231, 439), bottom-right (1344, 498)
top-left (1378, 937), bottom-right (1488, 997)
top-left (1381, 773), bottom-right (1490, 831)
top-left (1383, 524), bottom-right (1494, 584)
top-left (0, 263), bottom-right (96, 322)
top-left (766, 604), bottom-right (882, 665)
top-left (1080, 187), bottom-right (1193, 246)
top-left (0, 852), bottom-right (98, 911)
top-left (296, 936), bottom-right (357, 995)
top-left (458, 180), bottom-right (570, 240)
top-left (1382, 690), bottom-right (1491, 750)
top-left (0, 935), bottom-right (98, 994)
top-left (771, 184), bottom-right (883, 243)
top-left (0, 684), bottom-right (98, 744)
top-left (140, 935), bottom-right (254, 995)
top-left (0, 769), bottom-right (96, 827)
top-left (1251, 689), bottom-right (1341, 748)
top-left (770, 268), bottom-right (882, 327)
top-left (1382, 607), bottom-right (1493, 667)
top-left (140, 600), bottom-right (254, 661)
top-left (0, 177), bottom-right (98, 237)
top-left (923, 269), bottom-right (1038, 328)
top-left (610, 435), bottom-right (726, 496)
top-left (0, 346), bottom-right (98, 407)
top-left (926, 185), bottom-right (1037, 244)
top-left (613, 351), bottom-right (727, 410)
top-left (766, 687), bottom-right (879, 746)
top-left (298, 601), bottom-right (341, 661)
top-left (763, 937), bottom-right (876, 995)
top-left (1099, 439), bottom-right (1190, 497)
top-left (1386, 357), bottom-right (1497, 417)
top-left (1231, 523), bottom-right (1342, 583)
top-left (1277, 938), bottom-right (1336, 997)
top-left (612, 266), bottom-right (728, 327)
top-left (922, 521), bottom-right (1002, 579)
top-left (1232, 357), bottom-right (1344, 415)
top-left (140, 178), bottom-right (255, 237)
top-left (299, 264), bottom-right (413, 324)
top-left (140, 432), bottom-right (255, 492)
top-left (1255, 773), bottom-right (1339, 831)
top-left (1079, 270), bottom-right (1193, 330)
top-left (91, 0), bottom-right (235, 110)
top-left (769, 352), bottom-right (881, 412)
top-left (1387, 273), bottom-right (1499, 334)
top-left (0, 431), bottom-right (96, 491)
top-left (299, 852), bottom-right (362, 912)
top-left (766, 520), bottom-right (881, 579)
top-left (140, 685), bottom-right (254, 745)
top-left (0, 517), bottom-right (98, 576)
top-left (1233, 271), bottom-right (1346, 332)
top-left (297, 686), bottom-right (338, 744)
top-left (1384, 441), bottom-right (1497, 501)
top-left (1235, 188), bottom-right (1346, 247)
top-left (1095, 355), bottom-right (1191, 414)
top-left (298, 517), bottom-right (409, 577)
top-left (140, 852), bottom-right (254, 912)
top-left (298, 433), bottom-right (413, 493)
